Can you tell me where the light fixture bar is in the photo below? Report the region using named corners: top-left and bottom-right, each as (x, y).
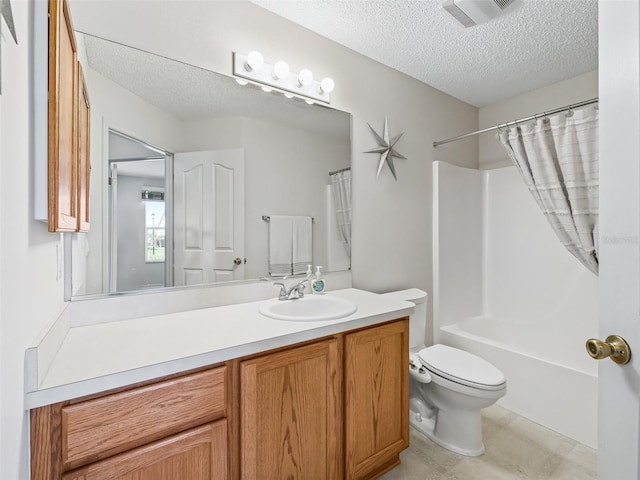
top-left (232, 52), bottom-right (333, 104)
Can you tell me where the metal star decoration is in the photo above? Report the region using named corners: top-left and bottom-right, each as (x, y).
top-left (364, 116), bottom-right (406, 180)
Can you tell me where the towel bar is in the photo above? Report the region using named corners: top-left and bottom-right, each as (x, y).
top-left (262, 215), bottom-right (314, 223)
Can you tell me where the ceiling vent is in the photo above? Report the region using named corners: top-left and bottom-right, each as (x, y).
top-left (441, 0), bottom-right (516, 28)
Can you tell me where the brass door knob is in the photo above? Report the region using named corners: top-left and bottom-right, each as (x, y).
top-left (233, 257), bottom-right (243, 266)
top-left (585, 335), bottom-right (631, 364)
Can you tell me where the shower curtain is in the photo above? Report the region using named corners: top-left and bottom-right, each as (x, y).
top-left (497, 107), bottom-right (599, 274)
top-left (330, 168), bottom-right (352, 260)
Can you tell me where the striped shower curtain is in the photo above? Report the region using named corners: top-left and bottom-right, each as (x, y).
top-left (497, 107), bottom-right (599, 275)
top-left (330, 168), bottom-right (352, 261)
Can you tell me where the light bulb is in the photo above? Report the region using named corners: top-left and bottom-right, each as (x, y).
top-left (272, 61), bottom-right (290, 80)
top-left (298, 69), bottom-right (314, 87)
top-left (305, 99), bottom-right (314, 105)
top-left (320, 77), bottom-right (335, 94)
top-left (235, 78), bottom-right (248, 86)
top-left (284, 93), bottom-right (294, 99)
top-left (245, 51), bottom-right (264, 72)
top-left (261, 86), bottom-right (273, 93)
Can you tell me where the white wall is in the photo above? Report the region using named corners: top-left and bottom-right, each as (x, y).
top-left (0, 2), bottom-right (67, 479)
top-left (479, 70), bottom-right (598, 169)
top-left (69, 0), bottom-right (479, 328)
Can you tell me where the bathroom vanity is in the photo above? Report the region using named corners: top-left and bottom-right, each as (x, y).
top-left (28, 289), bottom-right (412, 480)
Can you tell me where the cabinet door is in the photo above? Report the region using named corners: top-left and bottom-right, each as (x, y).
top-left (76, 62), bottom-right (90, 232)
top-left (48, 0), bottom-right (78, 232)
top-left (240, 339), bottom-right (342, 480)
top-left (62, 421), bottom-right (227, 480)
top-left (345, 320), bottom-right (409, 480)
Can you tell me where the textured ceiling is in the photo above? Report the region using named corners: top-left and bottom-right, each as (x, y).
top-left (250, 0), bottom-right (598, 107)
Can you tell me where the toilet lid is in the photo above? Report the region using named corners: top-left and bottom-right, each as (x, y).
top-left (418, 344), bottom-right (506, 391)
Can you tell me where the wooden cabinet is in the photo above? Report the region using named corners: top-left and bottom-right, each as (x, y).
top-left (48, 0), bottom-right (90, 232)
top-left (345, 320), bottom-right (409, 480)
top-left (240, 339), bottom-right (342, 480)
top-left (31, 319), bottom-right (409, 480)
top-left (62, 422), bottom-right (227, 480)
top-left (31, 366), bottom-right (228, 480)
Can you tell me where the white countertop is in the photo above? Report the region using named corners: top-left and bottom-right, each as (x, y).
top-left (25, 288), bottom-right (413, 409)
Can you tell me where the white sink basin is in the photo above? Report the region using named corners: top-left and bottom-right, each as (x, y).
top-left (258, 295), bottom-right (357, 321)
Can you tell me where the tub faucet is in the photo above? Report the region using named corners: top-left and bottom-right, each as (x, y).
top-left (273, 279), bottom-right (309, 300)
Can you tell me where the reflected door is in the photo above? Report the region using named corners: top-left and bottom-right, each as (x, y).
top-left (173, 149), bottom-right (245, 285)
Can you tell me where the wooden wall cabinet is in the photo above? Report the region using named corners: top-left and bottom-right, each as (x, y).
top-left (48, 0), bottom-right (90, 232)
top-left (31, 319), bottom-right (408, 480)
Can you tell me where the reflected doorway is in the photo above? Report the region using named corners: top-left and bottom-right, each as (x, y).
top-left (108, 130), bottom-right (173, 293)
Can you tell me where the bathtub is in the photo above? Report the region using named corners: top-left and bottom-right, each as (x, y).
top-left (439, 316), bottom-right (598, 448)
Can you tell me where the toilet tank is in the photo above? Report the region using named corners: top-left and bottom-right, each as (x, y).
top-left (381, 289), bottom-right (428, 350)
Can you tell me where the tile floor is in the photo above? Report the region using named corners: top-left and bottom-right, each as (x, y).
top-left (380, 405), bottom-right (597, 480)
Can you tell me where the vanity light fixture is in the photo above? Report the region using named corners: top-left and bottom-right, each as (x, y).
top-left (272, 61), bottom-right (290, 80)
top-left (245, 50), bottom-right (264, 71)
top-left (298, 69), bottom-right (314, 87)
top-left (235, 78), bottom-right (248, 86)
top-left (320, 77), bottom-right (335, 94)
top-left (232, 51), bottom-right (334, 105)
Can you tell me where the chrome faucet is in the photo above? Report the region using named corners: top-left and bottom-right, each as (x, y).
top-left (274, 278), bottom-right (309, 300)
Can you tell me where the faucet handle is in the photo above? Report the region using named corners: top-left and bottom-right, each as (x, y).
top-left (273, 282), bottom-right (288, 300)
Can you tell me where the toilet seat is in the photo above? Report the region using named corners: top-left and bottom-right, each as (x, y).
top-left (418, 344), bottom-right (506, 391)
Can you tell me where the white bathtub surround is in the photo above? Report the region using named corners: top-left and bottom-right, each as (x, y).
top-left (433, 162), bottom-right (598, 448)
top-left (25, 287), bottom-right (413, 409)
top-left (497, 106), bottom-right (599, 274)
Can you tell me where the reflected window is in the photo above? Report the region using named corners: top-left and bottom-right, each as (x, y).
top-left (144, 200), bottom-right (165, 263)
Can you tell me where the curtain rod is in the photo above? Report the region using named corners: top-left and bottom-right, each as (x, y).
top-left (433, 97), bottom-right (599, 148)
top-left (329, 167), bottom-right (351, 176)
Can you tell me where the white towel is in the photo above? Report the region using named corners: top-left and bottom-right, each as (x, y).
top-left (292, 216), bottom-right (313, 274)
top-left (269, 216), bottom-right (293, 276)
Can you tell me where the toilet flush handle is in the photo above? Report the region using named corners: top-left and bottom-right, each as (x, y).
top-left (409, 354), bottom-right (432, 383)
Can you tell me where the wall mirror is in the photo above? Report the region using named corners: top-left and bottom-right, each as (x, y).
top-left (70, 33), bottom-right (352, 298)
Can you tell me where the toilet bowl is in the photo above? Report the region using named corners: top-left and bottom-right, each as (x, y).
top-left (382, 289), bottom-right (507, 456)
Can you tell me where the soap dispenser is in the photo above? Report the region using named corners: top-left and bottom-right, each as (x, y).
top-left (311, 266), bottom-right (325, 294)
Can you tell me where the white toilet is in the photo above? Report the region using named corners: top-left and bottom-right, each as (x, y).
top-left (382, 289), bottom-right (506, 456)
